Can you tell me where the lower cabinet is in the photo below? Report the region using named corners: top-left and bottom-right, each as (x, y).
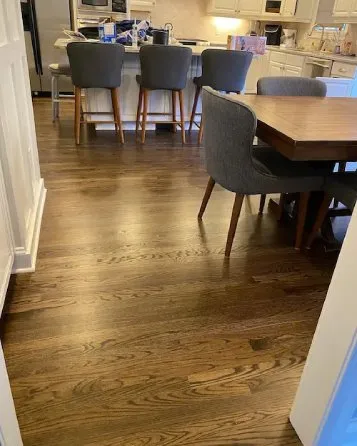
top-left (317, 77), bottom-right (354, 97)
top-left (245, 53), bottom-right (270, 93)
top-left (268, 51), bottom-right (304, 78)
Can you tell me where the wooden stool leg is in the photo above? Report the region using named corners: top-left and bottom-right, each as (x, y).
top-left (51, 76), bottom-right (56, 122)
top-left (198, 177), bottom-right (216, 219)
top-left (74, 86), bottom-right (81, 145)
top-left (136, 87), bottom-right (143, 136)
top-left (141, 89), bottom-right (149, 144)
top-left (198, 118), bottom-right (204, 145)
top-left (111, 88), bottom-right (125, 144)
top-left (334, 162), bottom-right (347, 208)
top-left (225, 194), bottom-right (245, 257)
top-left (259, 194), bottom-right (266, 215)
top-left (172, 91), bottom-right (177, 133)
top-left (295, 192), bottom-right (310, 250)
top-left (189, 85), bottom-right (201, 132)
top-left (306, 194), bottom-right (332, 249)
top-left (277, 193), bottom-right (286, 221)
top-left (178, 90), bottom-right (185, 144)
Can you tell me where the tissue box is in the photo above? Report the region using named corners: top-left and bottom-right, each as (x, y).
top-left (227, 36), bottom-right (267, 55)
top-left (99, 22), bottom-right (117, 43)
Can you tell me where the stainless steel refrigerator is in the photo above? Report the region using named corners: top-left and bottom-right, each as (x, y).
top-left (21, 0), bottom-right (74, 94)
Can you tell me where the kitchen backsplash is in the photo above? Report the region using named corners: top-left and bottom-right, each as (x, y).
top-left (132, 0), bottom-right (250, 43)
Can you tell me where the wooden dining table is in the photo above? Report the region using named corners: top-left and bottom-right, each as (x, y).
top-left (229, 95), bottom-right (357, 236)
top-left (230, 95), bottom-right (357, 162)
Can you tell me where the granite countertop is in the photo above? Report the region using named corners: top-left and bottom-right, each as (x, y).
top-left (54, 38), bottom-right (223, 56)
top-left (266, 45), bottom-right (357, 65)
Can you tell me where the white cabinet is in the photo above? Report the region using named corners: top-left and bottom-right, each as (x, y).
top-left (245, 53), bottom-right (270, 93)
top-left (130, 0), bottom-right (156, 11)
top-left (285, 65), bottom-right (303, 76)
top-left (237, 0), bottom-right (263, 15)
top-left (207, 0), bottom-right (239, 16)
top-left (269, 61), bottom-right (285, 76)
top-left (317, 77), bottom-right (354, 97)
top-left (283, 0), bottom-right (298, 16)
top-left (268, 51), bottom-right (304, 77)
top-left (333, 0), bottom-right (354, 15)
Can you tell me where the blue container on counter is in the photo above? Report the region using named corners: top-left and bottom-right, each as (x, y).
top-left (99, 23), bottom-right (117, 43)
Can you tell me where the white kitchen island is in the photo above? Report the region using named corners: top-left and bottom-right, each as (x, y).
top-left (55, 38), bottom-right (267, 130)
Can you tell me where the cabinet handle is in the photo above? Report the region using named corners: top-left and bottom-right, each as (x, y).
top-left (339, 68), bottom-right (347, 72)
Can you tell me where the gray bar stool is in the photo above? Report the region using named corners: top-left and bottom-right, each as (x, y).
top-left (49, 63), bottom-right (71, 122)
top-left (189, 49), bottom-right (253, 145)
top-left (67, 42), bottom-right (125, 145)
top-left (136, 45), bottom-right (192, 144)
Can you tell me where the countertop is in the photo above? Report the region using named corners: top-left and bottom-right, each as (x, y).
top-left (54, 38), bottom-right (223, 56)
top-left (266, 45), bottom-right (357, 65)
top-left (54, 38), bottom-right (357, 65)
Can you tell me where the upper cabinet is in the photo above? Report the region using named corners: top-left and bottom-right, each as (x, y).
top-left (130, 0), bottom-right (156, 12)
top-left (237, 0), bottom-right (263, 15)
top-left (333, 0), bottom-right (354, 15)
top-left (207, 0), bottom-right (317, 21)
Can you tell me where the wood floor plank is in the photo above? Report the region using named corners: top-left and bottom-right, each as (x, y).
top-left (0, 99), bottom-right (338, 445)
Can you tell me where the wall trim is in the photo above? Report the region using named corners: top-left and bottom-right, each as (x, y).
top-left (0, 254), bottom-right (14, 314)
top-left (12, 179), bottom-right (46, 273)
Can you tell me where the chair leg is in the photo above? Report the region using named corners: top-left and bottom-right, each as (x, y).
top-left (225, 194), bottom-right (245, 257)
top-left (189, 85), bottom-right (201, 132)
top-left (277, 193), bottom-right (286, 221)
top-left (178, 90), bottom-right (185, 144)
top-left (198, 118), bottom-right (204, 145)
top-left (172, 90), bottom-right (177, 133)
top-left (259, 194), bottom-right (266, 215)
top-left (55, 76), bottom-right (60, 118)
top-left (51, 76), bottom-right (56, 122)
top-left (136, 87), bottom-right (143, 136)
top-left (111, 87), bottom-right (125, 144)
top-left (306, 194), bottom-right (332, 249)
top-left (141, 89), bottom-right (149, 144)
top-left (198, 177), bottom-right (216, 220)
top-left (333, 162), bottom-right (347, 208)
top-left (74, 86), bottom-right (81, 145)
top-left (295, 192), bottom-right (310, 251)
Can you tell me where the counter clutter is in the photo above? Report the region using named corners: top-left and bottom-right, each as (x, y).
top-left (54, 38), bottom-right (357, 130)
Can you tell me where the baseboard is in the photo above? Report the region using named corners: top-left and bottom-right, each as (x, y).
top-left (12, 179), bottom-right (47, 273)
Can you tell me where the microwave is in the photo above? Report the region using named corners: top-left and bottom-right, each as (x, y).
top-left (78, 0), bottom-right (127, 14)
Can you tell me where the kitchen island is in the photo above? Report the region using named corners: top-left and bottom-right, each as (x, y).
top-left (55, 39), bottom-right (231, 130)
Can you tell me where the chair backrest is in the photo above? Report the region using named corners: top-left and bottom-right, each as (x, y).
top-left (257, 76), bottom-right (327, 97)
top-left (202, 87), bottom-right (257, 193)
top-left (139, 45), bottom-right (192, 90)
top-left (67, 42), bottom-right (125, 88)
top-left (200, 49), bottom-right (253, 92)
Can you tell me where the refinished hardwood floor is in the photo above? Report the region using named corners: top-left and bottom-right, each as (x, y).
top-left (1, 99), bottom-right (338, 446)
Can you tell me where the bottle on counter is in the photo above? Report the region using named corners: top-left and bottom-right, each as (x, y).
top-left (132, 22), bottom-right (138, 48)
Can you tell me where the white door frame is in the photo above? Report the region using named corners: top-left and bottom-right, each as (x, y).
top-left (291, 206), bottom-right (357, 445)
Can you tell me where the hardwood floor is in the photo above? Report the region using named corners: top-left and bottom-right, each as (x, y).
top-left (1, 99), bottom-right (338, 446)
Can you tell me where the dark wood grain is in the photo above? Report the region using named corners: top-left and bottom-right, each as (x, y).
top-left (1, 99), bottom-right (338, 446)
top-left (230, 95), bottom-right (357, 161)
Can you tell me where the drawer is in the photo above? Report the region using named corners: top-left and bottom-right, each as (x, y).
top-left (331, 62), bottom-right (357, 79)
top-left (270, 51), bottom-right (287, 64)
top-left (286, 54), bottom-right (305, 68)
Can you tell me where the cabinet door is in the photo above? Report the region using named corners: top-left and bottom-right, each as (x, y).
top-left (283, 0), bottom-right (298, 16)
top-left (284, 65), bottom-right (302, 77)
top-left (237, 0), bottom-right (263, 15)
top-left (268, 61), bottom-right (284, 76)
top-left (209, 0), bottom-right (238, 15)
top-left (333, 0), bottom-right (353, 15)
top-left (350, 0), bottom-right (357, 14)
top-left (130, 0), bottom-right (156, 11)
top-left (317, 77), bottom-right (353, 97)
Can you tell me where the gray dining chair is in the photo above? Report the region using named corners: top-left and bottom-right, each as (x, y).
top-left (306, 173), bottom-right (357, 248)
top-left (257, 77), bottom-right (327, 215)
top-left (198, 87), bottom-right (325, 256)
top-left (67, 42), bottom-right (125, 145)
top-left (136, 45), bottom-right (192, 144)
top-left (189, 49), bottom-right (253, 145)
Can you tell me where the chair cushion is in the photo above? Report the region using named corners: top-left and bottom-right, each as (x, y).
top-left (252, 146), bottom-right (323, 178)
top-left (325, 173), bottom-right (357, 210)
top-left (49, 63), bottom-right (71, 76)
